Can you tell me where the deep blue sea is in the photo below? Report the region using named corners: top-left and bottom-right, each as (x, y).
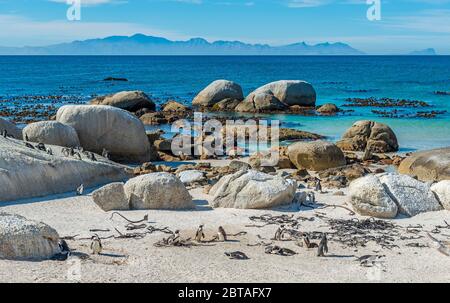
top-left (0, 55), bottom-right (449, 151)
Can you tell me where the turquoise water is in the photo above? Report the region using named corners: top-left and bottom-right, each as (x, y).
top-left (0, 55), bottom-right (449, 151)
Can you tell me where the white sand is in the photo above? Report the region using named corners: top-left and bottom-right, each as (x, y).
top-left (1, 178), bottom-right (449, 283)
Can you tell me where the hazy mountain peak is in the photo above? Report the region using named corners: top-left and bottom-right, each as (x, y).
top-left (0, 34), bottom-right (365, 55)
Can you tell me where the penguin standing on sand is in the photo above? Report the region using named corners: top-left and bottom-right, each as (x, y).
top-left (195, 224), bottom-right (205, 242)
top-left (90, 235), bottom-right (102, 255)
top-left (218, 226), bottom-right (227, 242)
top-left (314, 178), bottom-right (322, 193)
top-left (317, 233), bottom-right (329, 257)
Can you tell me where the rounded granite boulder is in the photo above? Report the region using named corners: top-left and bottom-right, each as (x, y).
top-left (192, 80), bottom-right (244, 107)
top-left (288, 140), bottom-right (346, 171)
top-left (23, 121), bottom-right (80, 147)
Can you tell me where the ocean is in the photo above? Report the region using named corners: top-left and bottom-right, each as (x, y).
top-left (0, 55), bottom-right (449, 152)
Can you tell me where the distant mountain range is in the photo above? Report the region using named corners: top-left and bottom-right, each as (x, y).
top-left (0, 34), bottom-right (365, 55)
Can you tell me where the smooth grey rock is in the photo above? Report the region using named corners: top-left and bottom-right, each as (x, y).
top-left (288, 140), bottom-right (346, 171)
top-left (56, 105), bottom-right (154, 163)
top-left (90, 90), bottom-right (155, 112)
top-left (92, 182), bottom-right (129, 211)
top-left (244, 80), bottom-right (316, 107)
top-left (431, 180), bottom-right (450, 210)
top-left (210, 170), bottom-right (297, 209)
top-left (23, 121), bottom-right (80, 147)
top-left (0, 137), bottom-right (129, 202)
top-left (0, 117), bottom-right (22, 139)
top-left (0, 212), bottom-right (59, 260)
top-left (124, 172), bottom-right (194, 210)
top-left (192, 80), bottom-right (244, 107)
top-left (379, 173), bottom-right (442, 217)
top-left (178, 170), bottom-right (205, 184)
top-left (398, 147), bottom-right (450, 182)
top-left (349, 174), bottom-right (398, 219)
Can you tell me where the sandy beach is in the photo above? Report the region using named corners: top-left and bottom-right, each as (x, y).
top-left (1, 163), bottom-right (449, 283)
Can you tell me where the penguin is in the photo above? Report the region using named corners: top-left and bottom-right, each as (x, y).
top-left (25, 134), bottom-right (29, 141)
top-left (317, 233), bottom-right (328, 257)
top-left (62, 148), bottom-right (70, 157)
top-left (76, 184), bottom-right (84, 196)
top-left (303, 234), bottom-right (318, 249)
top-left (274, 225), bottom-right (285, 241)
top-left (89, 152), bottom-right (97, 162)
top-left (74, 152), bottom-right (82, 160)
top-left (58, 239), bottom-right (71, 257)
top-left (167, 230), bottom-right (180, 245)
top-left (314, 178), bottom-right (322, 193)
top-left (195, 224), bottom-right (205, 242)
top-left (90, 235), bottom-right (102, 255)
top-left (36, 142), bottom-right (46, 151)
top-left (46, 148), bottom-right (53, 156)
top-left (306, 192), bottom-right (316, 205)
top-left (218, 226), bottom-right (227, 242)
top-left (2, 130), bottom-right (6, 138)
top-left (102, 148), bottom-right (110, 160)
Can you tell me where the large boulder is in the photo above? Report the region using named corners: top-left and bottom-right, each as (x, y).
top-left (336, 120), bottom-right (398, 153)
top-left (92, 182), bottom-right (129, 211)
top-left (23, 121), bottom-right (80, 148)
top-left (0, 212), bottom-right (60, 260)
top-left (90, 91), bottom-right (155, 112)
top-left (431, 180), bottom-right (450, 210)
top-left (124, 172), bottom-right (194, 210)
top-left (0, 117), bottom-right (22, 139)
top-left (379, 174), bottom-right (442, 217)
top-left (349, 175), bottom-right (398, 219)
top-left (242, 80), bottom-right (316, 109)
top-left (0, 137), bottom-right (129, 202)
top-left (288, 140), bottom-right (346, 171)
top-left (348, 173), bottom-right (443, 218)
top-left (398, 148), bottom-right (450, 182)
top-left (56, 105), bottom-right (155, 163)
top-left (192, 80), bottom-right (244, 107)
top-left (210, 170), bottom-right (297, 209)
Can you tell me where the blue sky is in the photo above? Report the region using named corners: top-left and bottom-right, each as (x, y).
top-left (0, 0), bottom-right (449, 54)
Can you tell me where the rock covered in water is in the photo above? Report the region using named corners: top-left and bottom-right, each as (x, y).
top-left (0, 137), bottom-right (129, 203)
top-left (124, 172), bottom-right (193, 210)
top-left (210, 170), bottom-right (297, 209)
top-left (90, 91), bottom-right (155, 112)
top-left (0, 117), bottom-right (22, 139)
top-left (56, 105), bottom-right (155, 163)
top-left (398, 147), bottom-right (450, 182)
top-left (0, 212), bottom-right (60, 260)
top-left (23, 121), bottom-right (80, 147)
top-left (192, 80), bottom-right (244, 107)
top-left (240, 80), bottom-right (316, 110)
top-left (92, 182), bottom-right (129, 211)
top-left (349, 175), bottom-right (399, 219)
top-left (288, 140), bottom-right (346, 171)
top-left (431, 180), bottom-right (450, 210)
top-left (349, 173), bottom-right (443, 218)
top-left (336, 120), bottom-right (399, 153)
